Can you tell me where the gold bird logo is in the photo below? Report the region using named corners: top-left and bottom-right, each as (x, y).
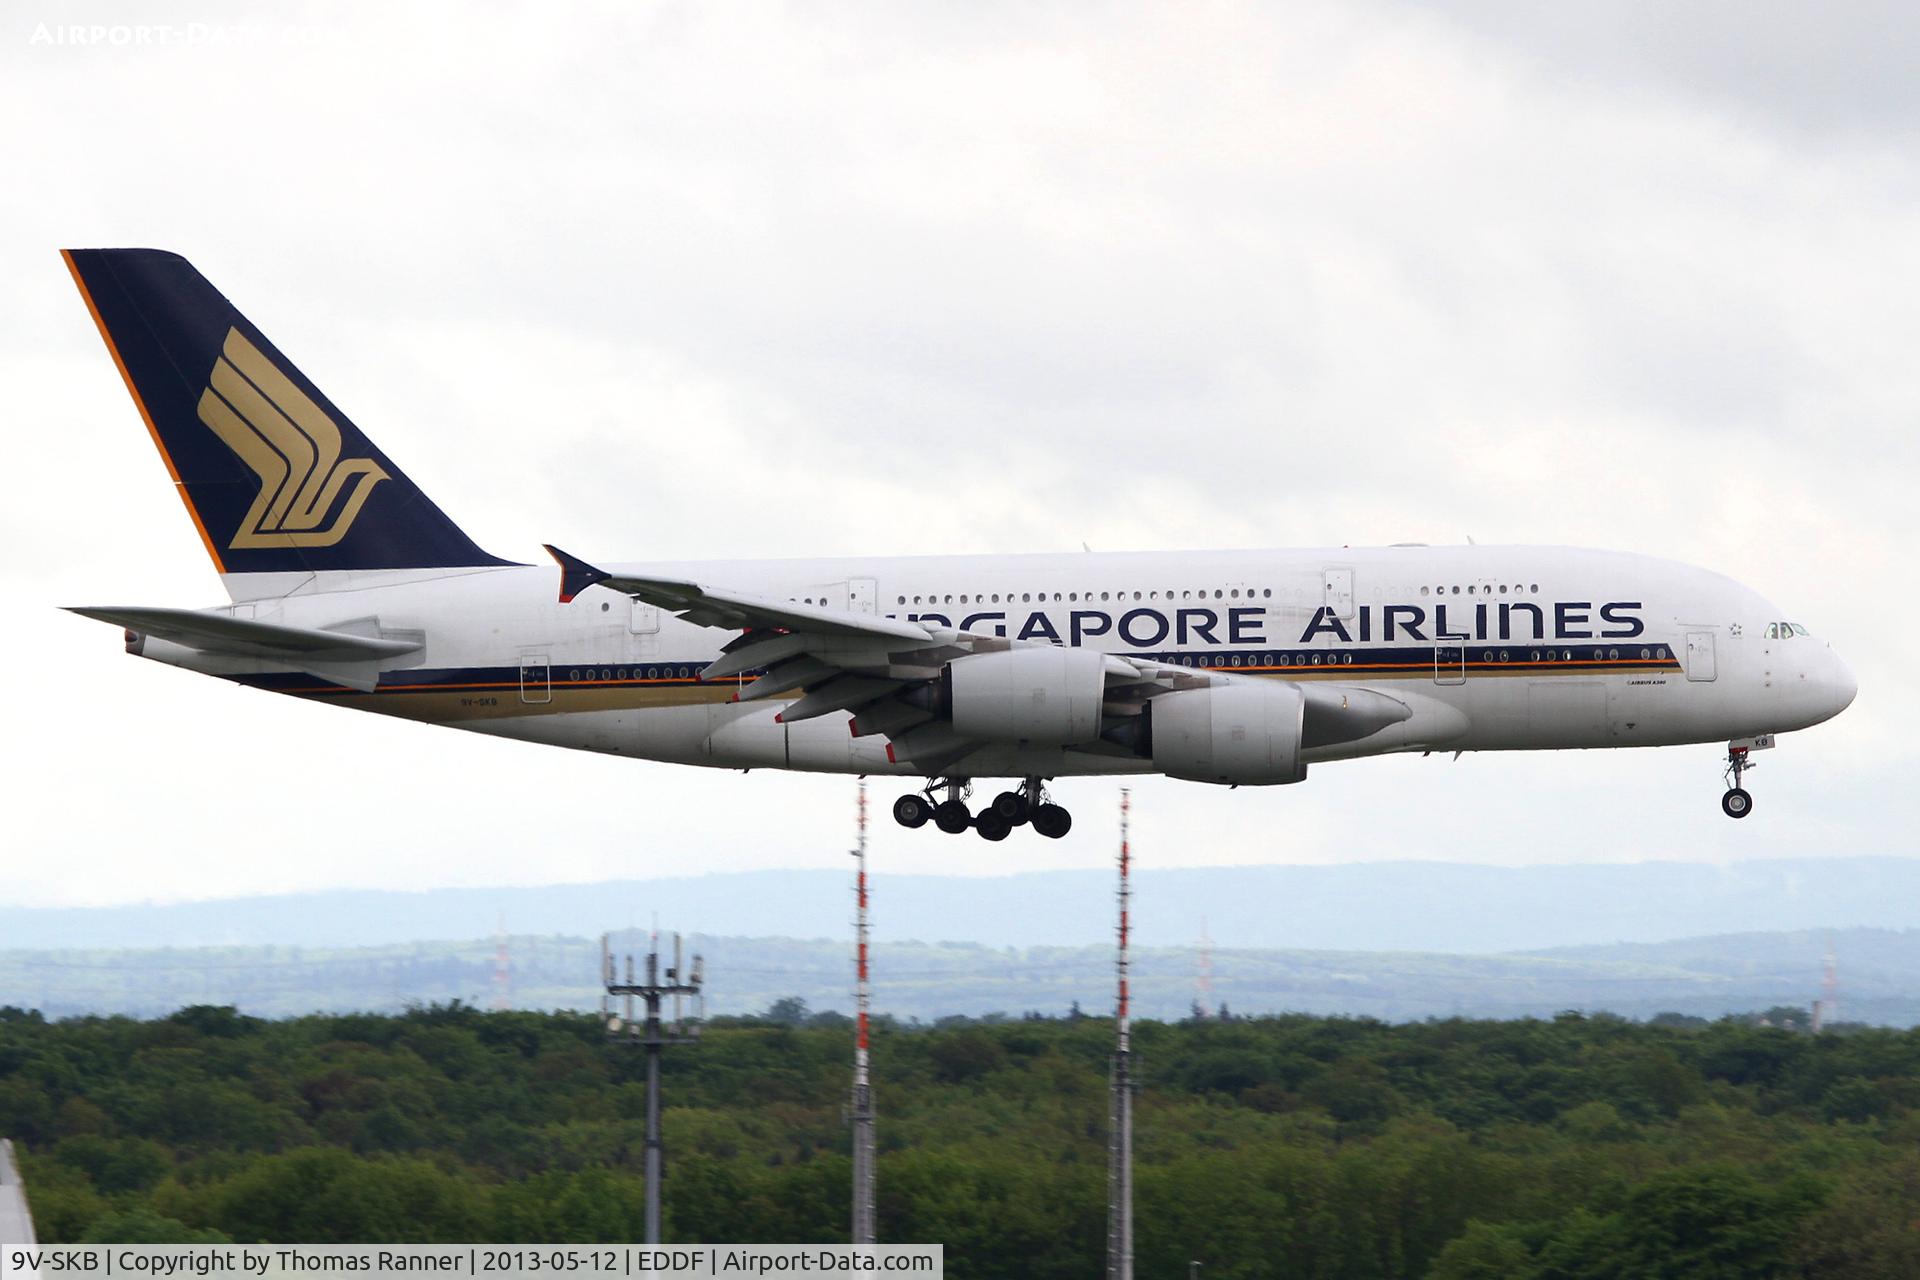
top-left (196, 328), bottom-right (388, 548)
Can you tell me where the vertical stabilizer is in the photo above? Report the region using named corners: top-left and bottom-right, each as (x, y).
top-left (63, 248), bottom-right (513, 595)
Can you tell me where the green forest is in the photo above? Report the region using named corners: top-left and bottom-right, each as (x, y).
top-left (5, 1002), bottom-right (1920, 1278)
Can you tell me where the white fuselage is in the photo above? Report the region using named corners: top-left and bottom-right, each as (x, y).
top-left (139, 544), bottom-right (1854, 784)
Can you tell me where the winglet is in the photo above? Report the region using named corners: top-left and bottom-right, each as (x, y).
top-left (544, 544), bottom-right (611, 604)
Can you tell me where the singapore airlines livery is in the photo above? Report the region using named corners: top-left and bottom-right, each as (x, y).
top-left (63, 249), bottom-right (1857, 840)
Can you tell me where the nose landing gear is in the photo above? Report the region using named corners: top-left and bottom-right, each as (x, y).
top-left (1722, 745), bottom-right (1754, 819)
top-left (889, 776), bottom-right (1073, 839)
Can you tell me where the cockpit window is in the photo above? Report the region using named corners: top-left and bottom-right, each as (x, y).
top-left (1772, 621), bottom-right (1809, 638)
top-left (1790, 622), bottom-right (1809, 636)
top-left (1765, 623), bottom-right (1779, 639)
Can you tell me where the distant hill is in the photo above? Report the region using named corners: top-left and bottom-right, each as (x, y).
top-left (6, 925), bottom-right (1915, 1024)
top-left (6, 857), bottom-right (1920, 954)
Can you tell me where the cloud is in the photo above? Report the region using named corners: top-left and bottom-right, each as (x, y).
top-left (0, 0), bottom-right (1910, 911)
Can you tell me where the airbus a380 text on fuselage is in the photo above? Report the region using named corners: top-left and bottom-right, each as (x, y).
top-left (61, 250), bottom-right (1857, 840)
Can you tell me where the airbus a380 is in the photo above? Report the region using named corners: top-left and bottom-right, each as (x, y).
top-left (62, 249), bottom-right (1858, 840)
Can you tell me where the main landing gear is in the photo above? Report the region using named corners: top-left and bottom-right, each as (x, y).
top-left (1722, 746), bottom-right (1754, 820)
top-left (891, 777), bottom-right (1072, 841)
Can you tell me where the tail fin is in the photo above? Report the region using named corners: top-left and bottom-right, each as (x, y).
top-left (63, 249), bottom-right (512, 584)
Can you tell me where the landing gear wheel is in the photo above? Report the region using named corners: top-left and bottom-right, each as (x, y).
top-left (990, 791), bottom-right (1030, 824)
top-left (1721, 746), bottom-right (1756, 820)
top-left (934, 800), bottom-right (973, 834)
top-left (1031, 803), bottom-right (1072, 839)
top-left (975, 809), bottom-right (1013, 841)
top-left (893, 795), bottom-right (931, 829)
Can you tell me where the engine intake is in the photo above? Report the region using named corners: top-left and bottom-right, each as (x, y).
top-left (1144, 681), bottom-right (1307, 786)
top-left (944, 647), bottom-right (1108, 746)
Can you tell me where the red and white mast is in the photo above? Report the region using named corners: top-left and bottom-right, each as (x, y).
top-left (1106, 789), bottom-right (1135, 1280)
top-left (851, 780), bottom-right (877, 1244)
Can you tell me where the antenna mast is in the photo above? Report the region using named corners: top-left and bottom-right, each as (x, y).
top-left (851, 780), bottom-right (878, 1244)
top-left (603, 930), bottom-right (704, 1243)
top-left (1106, 788), bottom-right (1135, 1280)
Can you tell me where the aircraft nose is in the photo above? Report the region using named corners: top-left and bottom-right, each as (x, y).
top-left (1831, 647), bottom-right (1858, 716)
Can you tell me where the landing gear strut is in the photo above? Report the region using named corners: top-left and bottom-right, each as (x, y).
top-left (1722, 746), bottom-right (1754, 820)
top-left (888, 776), bottom-right (1073, 839)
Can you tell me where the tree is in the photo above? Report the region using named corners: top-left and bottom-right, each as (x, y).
top-left (764, 997), bottom-right (810, 1027)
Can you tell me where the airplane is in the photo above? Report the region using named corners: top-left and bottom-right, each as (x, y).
top-left (60, 248), bottom-right (1858, 840)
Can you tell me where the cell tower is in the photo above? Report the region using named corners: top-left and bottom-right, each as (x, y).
top-left (850, 780), bottom-right (878, 1245)
top-left (603, 930), bottom-right (703, 1243)
top-left (1106, 788), bottom-right (1135, 1280)
top-left (1814, 934), bottom-right (1839, 1033)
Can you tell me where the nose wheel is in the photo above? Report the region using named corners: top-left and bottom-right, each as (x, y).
top-left (1722, 746), bottom-right (1754, 820)
top-left (890, 776), bottom-right (1072, 839)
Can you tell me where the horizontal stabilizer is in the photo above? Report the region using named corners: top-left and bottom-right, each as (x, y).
top-left (67, 606), bottom-right (421, 664)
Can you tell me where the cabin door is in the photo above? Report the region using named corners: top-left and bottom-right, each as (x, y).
top-left (1322, 567), bottom-right (1355, 620)
top-left (519, 654), bottom-right (552, 704)
top-left (1685, 632), bottom-right (1717, 682)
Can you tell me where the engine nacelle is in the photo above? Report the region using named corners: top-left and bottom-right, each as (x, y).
top-left (945, 647), bottom-right (1108, 746)
top-left (1145, 681), bottom-right (1308, 786)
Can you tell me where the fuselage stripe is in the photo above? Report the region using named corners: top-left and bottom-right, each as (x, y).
top-left (229, 644), bottom-right (1685, 697)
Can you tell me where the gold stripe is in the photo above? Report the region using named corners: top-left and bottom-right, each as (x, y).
top-left (210, 357), bottom-right (311, 529)
top-left (197, 387), bottom-right (293, 550)
top-left (202, 328), bottom-right (390, 548)
top-left (221, 329), bottom-right (346, 524)
top-left (314, 683), bottom-right (743, 722)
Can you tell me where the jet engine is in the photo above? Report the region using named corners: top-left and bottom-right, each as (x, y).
top-left (1142, 680), bottom-right (1307, 785)
top-left (942, 647), bottom-right (1109, 745)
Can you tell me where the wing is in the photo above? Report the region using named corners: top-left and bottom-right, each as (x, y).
top-left (544, 547), bottom-right (1411, 775)
top-left (546, 545), bottom-right (930, 642)
top-left (548, 545), bottom-right (990, 770)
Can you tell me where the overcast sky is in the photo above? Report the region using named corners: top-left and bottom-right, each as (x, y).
top-left (1, 2), bottom-right (1913, 911)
